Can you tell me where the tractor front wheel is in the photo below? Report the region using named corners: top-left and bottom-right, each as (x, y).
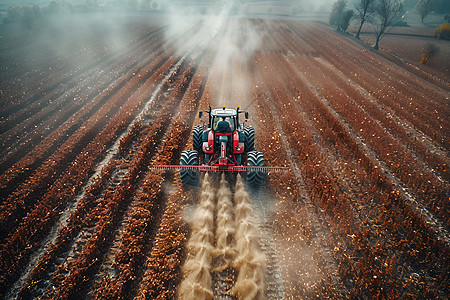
top-left (244, 126), bottom-right (255, 152)
top-left (180, 150), bottom-right (199, 186)
top-left (192, 125), bottom-right (203, 152)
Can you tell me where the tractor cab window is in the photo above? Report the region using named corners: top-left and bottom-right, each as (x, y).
top-left (213, 116), bottom-right (235, 133)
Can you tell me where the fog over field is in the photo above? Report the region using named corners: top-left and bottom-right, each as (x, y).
top-left (0, 0), bottom-right (335, 13)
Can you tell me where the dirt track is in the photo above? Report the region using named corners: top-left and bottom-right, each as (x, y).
top-left (0, 15), bottom-right (448, 299)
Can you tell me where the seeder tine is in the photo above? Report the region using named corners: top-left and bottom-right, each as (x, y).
top-left (230, 166), bottom-right (289, 173)
top-left (150, 165), bottom-right (183, 171)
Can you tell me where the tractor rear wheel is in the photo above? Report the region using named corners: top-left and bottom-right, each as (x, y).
top-left (180, 150), bottom-right (199, 186)
top-left (244, 126), bottom-right (255, 152)
top-left (193, 125), bottom-right (203, 152)
top-left (247, 151), bottom-right (264, 188)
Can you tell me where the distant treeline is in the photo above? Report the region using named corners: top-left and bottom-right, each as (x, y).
top-left (1, 0), bottom-right (163, 28)
top-left (403, 0), bottom-right (450, 12)
top-left (2, 2), bottom-right (74, 28)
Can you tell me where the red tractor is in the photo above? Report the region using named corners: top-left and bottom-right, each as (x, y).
top-left (153, 106), bottom-right (286, 187)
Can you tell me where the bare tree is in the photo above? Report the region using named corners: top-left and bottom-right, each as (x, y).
top-left (355, 0), bottom-right (375, 39)
top-left (330, 0), bottom-right (347, 29)
top-left (372, 0), bottom-right (405, 50)
top-left (416, 0), bottom-right (437, 23)
top-left (330, 0), bottom-right (354, 32)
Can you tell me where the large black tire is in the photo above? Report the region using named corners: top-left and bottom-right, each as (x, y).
top-left (192, 125), bottom-right (203, 152)
top-left (244, 126), bottom-right (255, 152)
top-left (246, 151), bottom-right (264, 188)
top-left (180, 150), bottom-right (199, 186)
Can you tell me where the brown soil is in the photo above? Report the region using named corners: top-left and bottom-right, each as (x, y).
top-left (0, 13), bottom-right (448, 300)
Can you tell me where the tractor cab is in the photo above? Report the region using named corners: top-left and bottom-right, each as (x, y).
top-left (197, 106), bottom-right (247, 166)
top-left (211, 108), bottom-right (237, 133)
top-left (199, 106), bottom-right (248, 133)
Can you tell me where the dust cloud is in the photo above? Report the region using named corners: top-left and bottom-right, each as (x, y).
top-left (213, 174), bottom-right (236, 272)
top-left (178, 173), bottom-right (215, 300)
top-left (162, 0), bottom-right (262, 110)
top-left (231, 174), bottom-right (266, 300)
top-left (179, 173), bottom-right (267, 299)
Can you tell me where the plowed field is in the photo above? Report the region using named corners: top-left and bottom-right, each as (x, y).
top-left (0, 14), bottom-right (448, 299)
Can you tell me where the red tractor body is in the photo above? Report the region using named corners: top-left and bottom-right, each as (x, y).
top-left (151, 106), bottom-right (287, 186)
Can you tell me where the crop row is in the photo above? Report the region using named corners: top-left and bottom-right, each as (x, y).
top-left (133, 118), bottom-right (195, 299)
top-left (1, 22), bottom-right (164, 125)
top-left (306, 85), bottom-right (445, 295)
top-left (278, 30), bottom-right (449, 227)
top-left (0, 26), bottom-right (166, 175)
top-left (16, 156), bottom-right (119, 299)
top-left (273, 20), bottom-right (448, 180)
top-left (38, 49), bottom-right (201, 298)
top-left (250, 83), bottom-right (345, 298)
top-left (134, 52), bottom-right (215, 299)
top-left (91, 173), bottom-right (165, 299)
top-left (89, 65), bottom-right (201, 299)
top-left (17, 99), bottom-right (173, 299)
top-left (319, 81), bottom-right (449, 227)
top-left (295, 22), bottom-right (449, 150)
top-left (0, 41), bottom-right (174, 208)
top-left (271, 19), bottom-right (449, 232)
top-left (251, 45), bottom-right (448, 298)
top-left (26, 57), bottom-right (192, 299)
top-left (0, 51), bottom-right (183, 297)
top-left (0, 111), bottom-right (127, 297)
top-left (293, 85), bottom-right (446, 298)
top-left (313, 58), bottom-right (448, 182)
top-left (300, 72), bottom-right (445, 298)
top-left (0, 35), bottom-right (172, 193)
